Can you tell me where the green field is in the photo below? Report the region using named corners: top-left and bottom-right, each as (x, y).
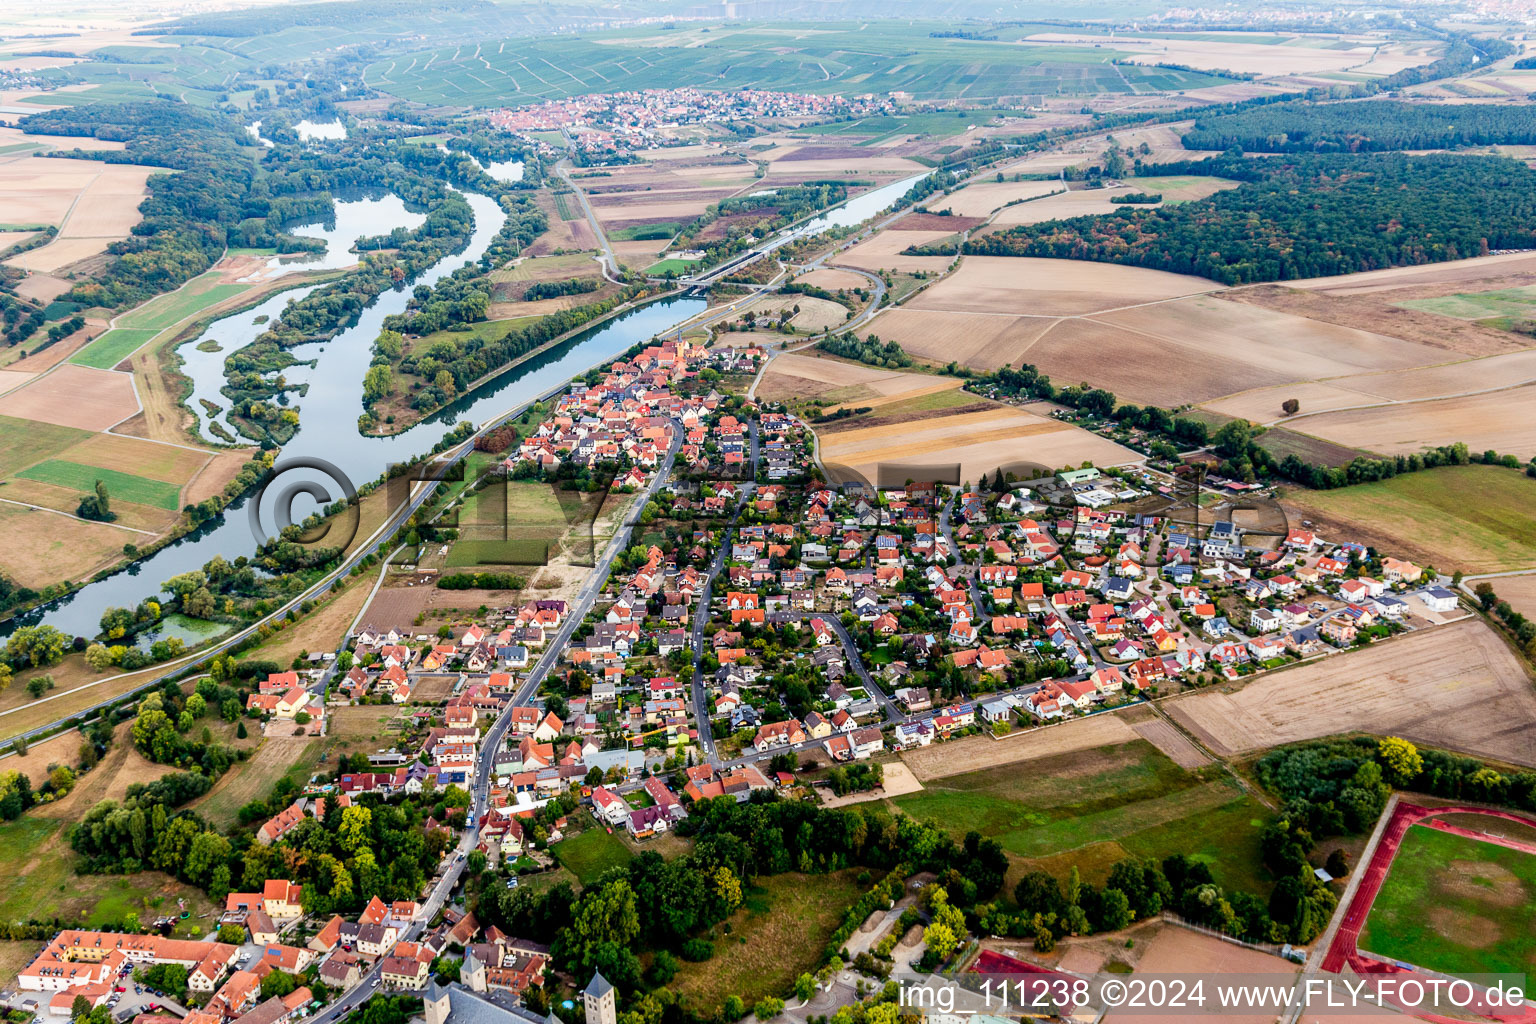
top-left (363, 22), bottom-right (1232, 107)
top-left (552, 826), bottom-right (633, 885)
top-left (69, 329), bottom-right (159, 369)
top-left (444, 538), bottom-right (550, 566)
top-left (1281, 465), bottom-right (1536, 574)
top-left (645, 257), bottom-right (702, 276)
top-left (119, 281), bottom-right (250, 332)
top-left (670, 870), bottom-right (866, 1012)
top-left (893, 739), bottom-right (1272, 894)
top-left (0, 415), bottom-right (91, 478)
top-left (408, 315), bottom-right (542, 357)
top-left (1359, 824), bottom-right (1536, 978)
top-left (1396, 286), bottom-right (1536, 321)
top-left (17, 460), bottom-right (182, 510)
top-left (609, 223), bottom-right (681, 242)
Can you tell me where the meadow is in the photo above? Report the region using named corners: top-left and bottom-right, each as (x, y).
top-left (1279, 465), bottom-right (1536, 574)
top-left (668, 870), bottom-right (867, 1013)
top-left (892, 739), bottom-right (1272, 894)
top-left (1358, 825), bottom-right (1536, 978)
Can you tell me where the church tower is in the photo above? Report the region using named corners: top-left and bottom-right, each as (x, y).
top-left (425, 981), bottom-right (451, 1024)
top-left (583, 972), bottom-right (615, 1024)
top-left (462, 947), bottom-right (487, 993)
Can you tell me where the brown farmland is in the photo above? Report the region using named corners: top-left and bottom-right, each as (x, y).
top-left (1165, 619), bottom-right (1536, 768)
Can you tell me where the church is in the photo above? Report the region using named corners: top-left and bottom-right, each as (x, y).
top-left (423, 972), bottom-right (615, 1024)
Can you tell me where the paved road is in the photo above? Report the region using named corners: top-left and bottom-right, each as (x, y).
top-left (687, 489), bottom-right (753, 762)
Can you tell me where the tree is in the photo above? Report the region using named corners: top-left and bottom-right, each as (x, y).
top-left (753, 997), bottom-right (783, 1021)
top-left (1281, 398), bottom-right (1300, 416)
top-left (922, 921), bottom-right (957, 960)
top-left (27, 675), bottom-right (55, 699)
top-left (85, 643), bottom-right (115, 671)
top-left (1033, 925), bottom-right (1055, 953)
top-left (1377, 736), bottom-right (1423, 787)
top-left (1325, 849), bottom-right (1350, 878)
top-left (77, 480), bottom-right (114, 522)
top-left (723, 997), bottom-right (746, 1022)
top-left (218, 924), bottom-right (246, 944)
top-left (5, 625), bottom-right (69, 667)
top-left (794, 974), bottom-right (816, 1002)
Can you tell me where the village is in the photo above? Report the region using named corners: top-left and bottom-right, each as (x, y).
top-left (0, 283), bottom-right (1486, 1024)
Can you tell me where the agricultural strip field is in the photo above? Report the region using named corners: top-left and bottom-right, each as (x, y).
top-left (69, 329), bottom-right (158, 369)
top-left (863, 308), bottom-right (1057, 370)
top-left (907, 257), bottom-right (1216, 319)
top-left (836, 230), bottom-right (956, 274)
top-left (818, 405), bottom-right (1139, 485)
top-left (1279, 465), bottom-right (1536, 575)
top-left (17, 460), bottom-right (181, 509)
top-left (0, 502), bottom-right (141, 590)
top-left (1165, 618), bottom-right (1536, 768)
top-left (0, 157), bottom-right (158, 274)
top-left (893, 739), bottom-right (1272, 894)
top-left (0, 363), bottom-right (138, 430)
top-left (668, 870), bottom-right (866, 1014)
top-left (0, 413), bottom-right (89, 477)
top-left (756, 352), bottom-right (957, 407)
top-left (116, 279), bottom-right (251, 332)
top-left (1280, 385), bottom-right (1536, 461)
top-left (1357, 824), bottom-right (1536, 978)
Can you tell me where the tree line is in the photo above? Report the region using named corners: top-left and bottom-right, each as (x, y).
top-left (1183, 100), bottom-right (1536, 153)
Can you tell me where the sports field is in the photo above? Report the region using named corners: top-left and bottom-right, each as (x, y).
top-left (69, 328), bottom-right (158, 369)
top-left (892, 739), bottom-right (1271, 893)
top-left (1358, 824), bottom-right (1536, 978)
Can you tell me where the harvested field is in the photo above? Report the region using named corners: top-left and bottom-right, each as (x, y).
top-left (1202, 381), bottom-right (1386, 423)
top-left (791, 267), bottom-right (869, 291)
top-left (890, 213), bottom-right (985, 232)
top-left (936, 179), bottom-right (1064, 218)
top-left (1251, 427), bottom-right (1364, 468)
top-left (1291, 385), bottom-right (1536, 460)
top-left (1106, 927), bottom-right (1296, 1024)
top-left (1491, 574), bottom-right (1536, 622)
top-left (865, 308), bottom-right (1056, 370)
top-left (985, 186), bottom-right (1145, 228)
top-left (820, 405), bottom-right (1140, 484)
top-left (0, 364), bottom-right (138, 430)
top-left (0, 501), bottom-right (137, 588)
top-left (1328, 349), bottom-right (1536, 402)
top-left (1, 159), bottom-right (158, 273)
top-left (1228, 284), bottom-right (1528, 359)
top-left (1286, 251), bottom-right (1536, 297)
top-left (610, 238), bottom-right (665, 269)
top-left (527, 193), bottom-right (596, 253)
top-left (899, 711), bottom-right (1140, 781)
top-left (1166, 619), bottom-right (1536, 767)
top-left (1129, 717), bottom-right (1211, 769)
top-left (908, 257), bottom-right (1215, 318)
top-left (755, 351), bottom-right (949, 406)
top-left (837, 230), bottom-right (955, 274)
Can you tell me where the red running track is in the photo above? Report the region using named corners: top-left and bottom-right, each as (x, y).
top-left (1318, 802), bottom-right (1536, 1024)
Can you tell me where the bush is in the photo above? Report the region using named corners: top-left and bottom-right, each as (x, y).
top-left (680, 938), bottom-right (714, 962)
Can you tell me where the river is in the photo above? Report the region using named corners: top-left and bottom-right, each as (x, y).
top-left (9, 189), bottom-right (704, 639)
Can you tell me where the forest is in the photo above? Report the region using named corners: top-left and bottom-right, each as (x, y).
top-left (962, 152), bottom-right (1536, 284)
top-left (1182, 100), bottom-right (1536, 153)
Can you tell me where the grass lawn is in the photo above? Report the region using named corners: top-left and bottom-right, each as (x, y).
top-left (0, 414), bottom-right (91, 478)
top-left (670, 870), bottom-right (866, 1012)
top-left (1280, 465), bottom-right (1536, 574)
top-left (1359, 824), bottom-right (1536, 977)
top-left (119, 281), bottom-right (250, 332)
top-left (892, 739), bottom-right (1272, 895)
top-left (492, 253), bottom-right (599, 283)
top-left (69, 328), bottom-right (159, 369)
top-left (551, 826), bottom-right (633, 885)
top-left (445, 538), bottom-right (550, 566)
top-left (18, 460), bottom-right (182, 509)
top-left (406, 315), bottom-right (543, 358)
top-left (0, 817), bottom-right (217, 937)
